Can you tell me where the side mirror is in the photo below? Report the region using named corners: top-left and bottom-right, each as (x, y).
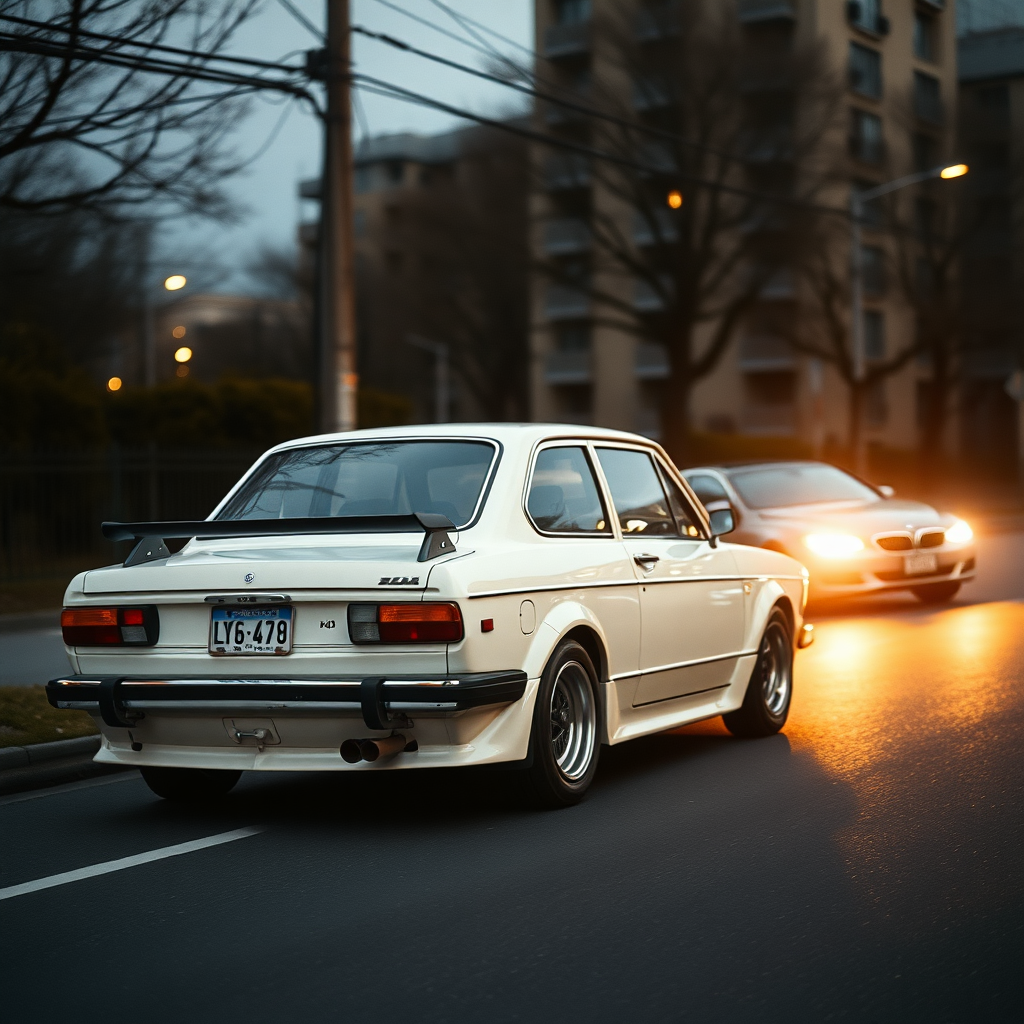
top-left (708, 507), bottom-right (736, 546)
top-left (878, 484), bottom-right (895, 499)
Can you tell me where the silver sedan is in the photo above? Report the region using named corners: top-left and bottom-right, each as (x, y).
top-left (682, 461), bottom-right (976, 604)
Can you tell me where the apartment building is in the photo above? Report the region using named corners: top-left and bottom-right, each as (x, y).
top-left (301, 126), bottom-right (530, 424)
top-left (530, 0), bottom-right (960, 462)
top-left (957, 10), bottom-right (1024, 469)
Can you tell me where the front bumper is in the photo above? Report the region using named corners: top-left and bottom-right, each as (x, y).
top-left (807, 549), bottom-right (975, 598)
top-left (47, 671), bottom-right (528, 732)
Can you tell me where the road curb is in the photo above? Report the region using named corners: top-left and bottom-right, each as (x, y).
top-left (0, 735), bottom-right (127, 796)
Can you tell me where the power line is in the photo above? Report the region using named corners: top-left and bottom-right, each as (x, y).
top-left (425, 0), bottom-right (536, 59)
top-left (0, 12), bottom-right (307, 75)
top-left (351, 23), bottom-right (748, 165)
top-left (275, 0), bottom-right (324, 41)
top-left (367, 0), bottom-right (504, 64)
top-left (352, 73), bottom-right (846, 217)
top-left (0, 30), bottom-right (316, 105)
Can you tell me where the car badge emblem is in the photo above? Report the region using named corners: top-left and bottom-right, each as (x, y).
top-left (244, 572), bottom-right (255, 584)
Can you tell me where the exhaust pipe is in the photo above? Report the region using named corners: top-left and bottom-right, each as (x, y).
top-left (340, 734), bottom-right (419, 764)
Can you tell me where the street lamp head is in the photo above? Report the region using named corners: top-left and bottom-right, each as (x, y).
top-left (173, 346), bottom-right (192, 363)
top-left (164, 274), bottom-right (187, 291)
top-left (939, 163), bottom-right (968, 179)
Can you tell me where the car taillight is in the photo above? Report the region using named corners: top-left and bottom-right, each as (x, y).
top-left (61, 606), bottom-right (159, 646)
top-left (348, 603), bottom-right (464, 644)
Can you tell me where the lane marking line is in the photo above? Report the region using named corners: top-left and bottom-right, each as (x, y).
top-left (0, 826), bottom-right (263, 901)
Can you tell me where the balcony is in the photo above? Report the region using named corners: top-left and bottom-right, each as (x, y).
top-left (543, 218), bottom-right (591, 255)
top-left (543, 154), bottom-right (592, 191)
top-left (633, 208), bottom-right (678, 246)
top-left (545, 349), bottom-right (592, 385)
top-left (636, 341), bottom-right (670, 380)
top-left (738, 334), bottom-right (794, 371)
top-left (737, 0), bottom-right (796, 24)
top-left (544, 284), bottom-right (591, 320)
top-left (544, 21), bottom-right (590, 59)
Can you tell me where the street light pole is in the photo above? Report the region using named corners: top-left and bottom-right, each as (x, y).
top-left (406, 335), bottom-right (451, 422)
top-left (849, 163), bottom-right (968, 476)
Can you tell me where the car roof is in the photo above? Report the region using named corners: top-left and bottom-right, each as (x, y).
top-left (267, 422), bottom-right (662, 454)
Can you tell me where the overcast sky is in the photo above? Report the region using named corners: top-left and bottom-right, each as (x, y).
top-left (162, 0), bottom-right (534, 294)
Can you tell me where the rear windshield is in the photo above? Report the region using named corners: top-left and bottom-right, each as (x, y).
top-left (218, 441), bottom-right (496, 527)
top-left (725, 464), bottom-right (879, 509)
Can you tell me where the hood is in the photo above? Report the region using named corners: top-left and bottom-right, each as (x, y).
top-left (756, 498), bottom-right (950, 536)
top-left (82, 533), bottom-right (456, 595)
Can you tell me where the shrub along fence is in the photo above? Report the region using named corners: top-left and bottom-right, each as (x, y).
top-left (0, 448), bottom-right (260, 583)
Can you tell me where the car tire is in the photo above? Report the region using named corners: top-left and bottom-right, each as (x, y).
top-left (910, 581), bottom-right (960, 604)
top-left (723, 609), bottom-right (793, 739)
top-left (140, 766), bottom-right (242, 802)
top-left (521, 639), bottom-right (601, 808)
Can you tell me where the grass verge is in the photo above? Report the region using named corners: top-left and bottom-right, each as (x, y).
top-left (0, 685), bottom-right (98, 748)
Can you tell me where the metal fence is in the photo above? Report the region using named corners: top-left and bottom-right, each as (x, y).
top-left (0, 448), bottom-right (260, 581)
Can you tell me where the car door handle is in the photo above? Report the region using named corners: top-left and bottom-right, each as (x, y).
top-left (633, 553), bottom-right (660, 569)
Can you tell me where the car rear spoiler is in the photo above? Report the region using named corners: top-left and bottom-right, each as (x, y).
top-left (101, 513), bottom-right (458, 567)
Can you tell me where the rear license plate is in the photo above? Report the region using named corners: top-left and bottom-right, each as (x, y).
top-left (210, 606), bottom-right (293, 655)
top-left (905, 552), bottom-right (939, 576)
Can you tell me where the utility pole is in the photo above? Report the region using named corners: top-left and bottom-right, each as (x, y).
top-left (321, 0), bottom-right (358, 432)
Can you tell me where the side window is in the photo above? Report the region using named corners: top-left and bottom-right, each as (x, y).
top-left (656, 464), bottom-right (703, 538)
top-left (685, 473), bottom-right (731, 510)
top-left (527, 446), bottom-right (610, 534)
top-left (595, 447), bottom-right (676, 536)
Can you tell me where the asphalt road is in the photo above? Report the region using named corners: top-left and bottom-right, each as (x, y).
top-left (2, 536), bottom-right (1023, 1023)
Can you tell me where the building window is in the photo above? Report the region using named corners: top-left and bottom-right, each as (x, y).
top-left (912, 132), bottom-right (939, 172)
top-left (913, 71), bottom-right (942, 124)
top-left (864, 309), bottom-right (885, 360)
top-left (862, 246), bottom-right (885, 296)
top-left (554, 0), bottom-right (591, 25)
top-left (851, 109), bottom-right (883, 163)
top-left (386, 160), bottom-right (404, 185)
top-left (556, 324), bottom-right (591, 351)
top-left (354, 165), bottom-right (372, 194)
top-left (848, 0), bottom-right (882, 33)
top-left (913, 11), bottom-right (935, 62)
top-left (849, 43), bottom-right (882, 99)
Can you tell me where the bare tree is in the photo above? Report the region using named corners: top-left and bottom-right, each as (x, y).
top-left (536, 0), bottom-right (842, 458)
top-left (0, 0), bottom-right (265, 219)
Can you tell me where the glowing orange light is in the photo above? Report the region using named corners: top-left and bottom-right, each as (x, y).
top-left (667, 190), bottom-right (683, 209)
top-left (172, 325), bottom-right (186, 339)
top-left (173, 346), bottom-right (192, 363)
top-left (175, 364), bottom-right (189, 378)
top-left (164, 274), bottom-right (186, 291)
top-left (939, 163), bottom-right (968, 180)
top-left (106, 376), bottom-right (122, 392)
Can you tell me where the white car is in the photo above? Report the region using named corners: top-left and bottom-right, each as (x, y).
top-left (48, 425), bottom-right (811, 807)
